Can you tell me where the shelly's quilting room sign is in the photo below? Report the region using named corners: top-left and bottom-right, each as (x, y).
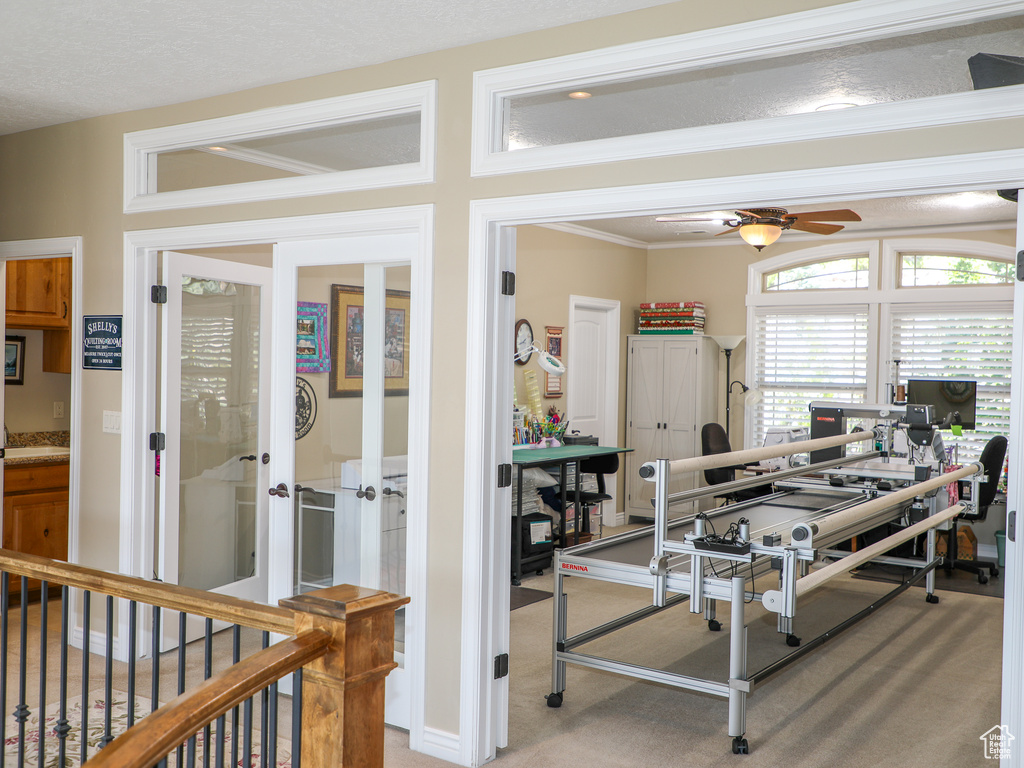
top-left (83, 315), bottom-right (123, 370)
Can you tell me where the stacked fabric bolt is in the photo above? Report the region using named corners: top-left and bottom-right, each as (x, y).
top-left (637, 301), bottom-right (705, 334)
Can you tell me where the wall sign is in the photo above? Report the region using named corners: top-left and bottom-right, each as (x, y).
top-left (83, 315), bottom-right (123, 370)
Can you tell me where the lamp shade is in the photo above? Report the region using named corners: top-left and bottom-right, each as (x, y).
top-left (739, 223), bottom-right (782, 251)
top-left (535, 347), bottom-right (566, 376)
top-left (710, 335), bottom-right (745, 352)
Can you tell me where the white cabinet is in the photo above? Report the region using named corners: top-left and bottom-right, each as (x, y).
top-left (625, 335), bottom-right (719, 518)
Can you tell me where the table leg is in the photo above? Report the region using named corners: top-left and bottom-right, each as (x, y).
top-left (559, 464), bottom-right (568, 548)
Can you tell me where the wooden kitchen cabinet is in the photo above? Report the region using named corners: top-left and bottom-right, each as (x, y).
top-left (5, 257), bottom-right (73, 373)
top-left (6, 258), bottom-right (71, 330)
top-left (2, 461), bottom-right (69, 599)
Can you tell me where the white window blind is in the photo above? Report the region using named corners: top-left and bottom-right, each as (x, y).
top-left (891, 306), bottom-right (1012, 462)
top-left (752, 308), bottom-right (869, 447)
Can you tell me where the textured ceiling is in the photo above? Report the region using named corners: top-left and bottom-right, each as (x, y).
top-left (0, 0), bottom-right (679, 136)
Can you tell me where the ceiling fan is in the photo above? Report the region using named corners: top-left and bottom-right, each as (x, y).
top-left (655, 207), bottom-right (862, 251)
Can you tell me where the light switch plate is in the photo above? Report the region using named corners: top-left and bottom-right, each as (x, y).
top-left (102, 410), bottom-right (122, 434)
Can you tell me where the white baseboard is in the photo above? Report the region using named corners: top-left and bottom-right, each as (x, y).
top-left (71, 627), bottom-right (121, 660)
top-left (416, 726), bottom-right (462, 765)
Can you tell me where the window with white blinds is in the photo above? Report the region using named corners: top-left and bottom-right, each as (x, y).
top-left (891, 305), bottom-right (1012, 462)
top-left (751, 307), bottom-right (869, 446)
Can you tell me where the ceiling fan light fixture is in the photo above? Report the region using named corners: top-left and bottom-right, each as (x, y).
top-left (739, 223), bottom-right (782, 251)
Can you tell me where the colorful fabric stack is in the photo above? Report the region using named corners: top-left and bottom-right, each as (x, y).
top-left (637, 301), bottom-right (706, 334)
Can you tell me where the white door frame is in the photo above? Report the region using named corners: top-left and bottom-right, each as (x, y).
top-left (463, 150), bottom-right (1024, 767)
top-left (0, 238), bottom-right (83, 565)
top-left (567, 295), bottom-right (621, 524)
top-left (120, 208), bottom-right (433, 750)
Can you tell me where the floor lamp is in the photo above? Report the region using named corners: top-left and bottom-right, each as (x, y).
top-left (710, 335), bottom-right (747, 437)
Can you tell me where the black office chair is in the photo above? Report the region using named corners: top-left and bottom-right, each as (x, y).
top-left (700, 422), bottom-right (772, 504)
top-left (569, 453), bottom-right (619, 539)
top-left (946, 434), bottom-right (1007, 584)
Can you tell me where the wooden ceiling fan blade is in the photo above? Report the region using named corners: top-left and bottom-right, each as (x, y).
top-left (790, 221), bottom-right (844, 235)
top-left (788, 209), bottom-right (861, 222)
top-left (714, 225), bottom-right (742, 236)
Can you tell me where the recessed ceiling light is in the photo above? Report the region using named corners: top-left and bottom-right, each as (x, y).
top-left (568, 91), bottom-right (592, 99)
top-left (207, 146), bottom-right (228, 151)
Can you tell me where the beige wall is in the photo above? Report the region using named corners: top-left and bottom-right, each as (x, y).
top-left (4, 330), bottom-right (72, 433)
top-left (1, 0), bottom-right (1022, 740)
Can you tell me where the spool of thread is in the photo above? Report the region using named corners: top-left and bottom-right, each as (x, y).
top-left (896, 385), bottom-right (906, 403)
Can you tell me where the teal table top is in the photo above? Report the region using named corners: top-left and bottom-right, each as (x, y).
top-left (512, 444), bottom-right (631, 465)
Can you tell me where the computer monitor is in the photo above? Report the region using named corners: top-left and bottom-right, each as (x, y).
top-left (905, 378), bottom-right (977, 430)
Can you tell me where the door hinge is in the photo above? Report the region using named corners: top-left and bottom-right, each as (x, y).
top-left (498, 463), bottom-right (513, 488)
top-left (494, 653), bottom-right (509, 679)
top-left (501, 271), bottom-right (516, 296)
top-left (149, 432), bottom-right (166, 451)
top-left (151, 285), bottom-right (168, 304)
top-left (1017, 251), bottom-right (1024, 282)
top-left (1008, 510), bottom-right (1016, 542)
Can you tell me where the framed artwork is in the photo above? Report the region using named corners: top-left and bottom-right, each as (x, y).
top-left (329, 284), bottom-right (410, 398)
top-left (4, 336), bottom-right (25, 385)
top-left (296, 301), bottom-right (330, 373)
top-left (545, 326), bottom-right (563, 398)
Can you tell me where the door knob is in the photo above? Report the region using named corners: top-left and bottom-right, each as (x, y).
top-left (268, 483), bottom-right (290, 498)
top-left (356, 485), bottom-right (376, 501)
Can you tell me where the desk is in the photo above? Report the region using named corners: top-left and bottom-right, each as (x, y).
top-left (511, 445), bottom-right (632, 584)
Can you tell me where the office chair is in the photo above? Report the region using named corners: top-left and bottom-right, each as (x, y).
top-left (701, 422), bottom-right (772, 504)
top-left (569, 453), bottom-right (619, 540)
top-left (945, 434), bottom-right (1007, 584)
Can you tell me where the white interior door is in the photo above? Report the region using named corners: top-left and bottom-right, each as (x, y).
top-left (270, 234), bottom-right (417, 728)
top-left (567, 296), bottom-right (620, 523)
top-left (158, 252), bottom-right (273, 604)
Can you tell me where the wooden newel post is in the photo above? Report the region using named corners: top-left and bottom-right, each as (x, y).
top-left (280, 585), bottom-right (410, 768)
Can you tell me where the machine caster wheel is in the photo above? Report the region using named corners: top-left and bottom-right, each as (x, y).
top-left (732, 737), bottom-right (749, 754)
top-left (536, 570), bottom-right (544, 576)
top-left (708, 619), bottom-right (722, 632)
top-left (786, 634), bottom-right (801, 648)
top-left (926, 593), bottom-right (939, 604)
top-left (991, 567), bottom-right (1000, 578)
top-left (979, 572), bottom-right (989, 585)
top-left (545, 692), bottom-right (563, 708)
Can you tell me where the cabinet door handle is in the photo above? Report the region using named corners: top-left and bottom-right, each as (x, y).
top-left (43, 528), bottom-right (49, 537)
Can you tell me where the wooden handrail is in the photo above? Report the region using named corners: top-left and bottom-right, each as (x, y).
top-left (0, 549), bottom-right (293, 634)
top-left (82, 628), bottom-right (332, 768)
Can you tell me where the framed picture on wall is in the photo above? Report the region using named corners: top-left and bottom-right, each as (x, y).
top-left (328, 284), bottom-right (410, 398)
top-left (296, 301), bottom-right (330, 373)
top-left (4, 336), bottom-right (25, 385)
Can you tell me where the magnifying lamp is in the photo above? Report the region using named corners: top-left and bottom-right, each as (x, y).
top-left (514, 343), bottom-right (566, 376)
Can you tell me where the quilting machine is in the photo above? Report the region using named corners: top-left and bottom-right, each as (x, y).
top-left (546, 419), bottom-right (984, 754)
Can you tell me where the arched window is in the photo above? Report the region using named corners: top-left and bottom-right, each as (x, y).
top-left (747, 238), bottom-right (1013, 462)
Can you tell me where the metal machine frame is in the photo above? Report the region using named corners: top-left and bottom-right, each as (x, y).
top-left (546, 428), bottom-right (981, 754)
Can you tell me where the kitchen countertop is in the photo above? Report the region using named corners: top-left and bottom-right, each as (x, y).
top-left (4, 431), bottom-right (70, 466)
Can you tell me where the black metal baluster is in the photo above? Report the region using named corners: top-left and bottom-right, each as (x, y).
top-left (16, 576), bottom-right (31, 768)
top-left (151, 606), bottom-right (161, 714)
top-left (56, 586), bottom-right (70, 768)
top-left (128, 601), bottom-right (137, 729)
top-left (243, 694), bottom-right (254, 768)
top-left (80, 590), bottom-right (91, 764)
top-left (101, 594), bottom-right (114, 747)
top-left (37, 581), bottom-right (49, 768)
top-left (231, 626), bottom-right (240, 768)
top-left (203, 618), bottom-right (213, 768)
top-left (292, 669), bottom-right (302, 768)
top-left (1, 572), bottom-right (8, 768)
top-left (260, 632), bottom-right (269, 768)
top-left (214, 710), bottom-right (226, 768)
top-left (179, 613), bottom-right (188, 768)
top-left (267, 681), bottom-right (278, 768)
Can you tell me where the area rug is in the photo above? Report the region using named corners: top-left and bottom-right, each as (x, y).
top-left (511, 586), bottom-right (552, 610)
top-left (4, 692), bottom-right (291, 768)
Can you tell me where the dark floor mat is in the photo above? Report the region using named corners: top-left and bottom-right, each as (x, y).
top-left (851, 562), bottom-right (1003, 597)
top-left (510, 586), bottom-right (552, 610)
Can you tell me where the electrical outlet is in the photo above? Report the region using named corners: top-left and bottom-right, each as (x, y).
top-left (53, 401), bottom-right (65, 418)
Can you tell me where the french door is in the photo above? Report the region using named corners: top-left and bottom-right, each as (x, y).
top-left (269, 234), bottom-right (417, 728)
top-left (157, 252), bottom-right (273, 604)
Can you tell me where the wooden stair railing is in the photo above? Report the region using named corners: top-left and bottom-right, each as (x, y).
top-left (0, 549), bottom-right (409, 768)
